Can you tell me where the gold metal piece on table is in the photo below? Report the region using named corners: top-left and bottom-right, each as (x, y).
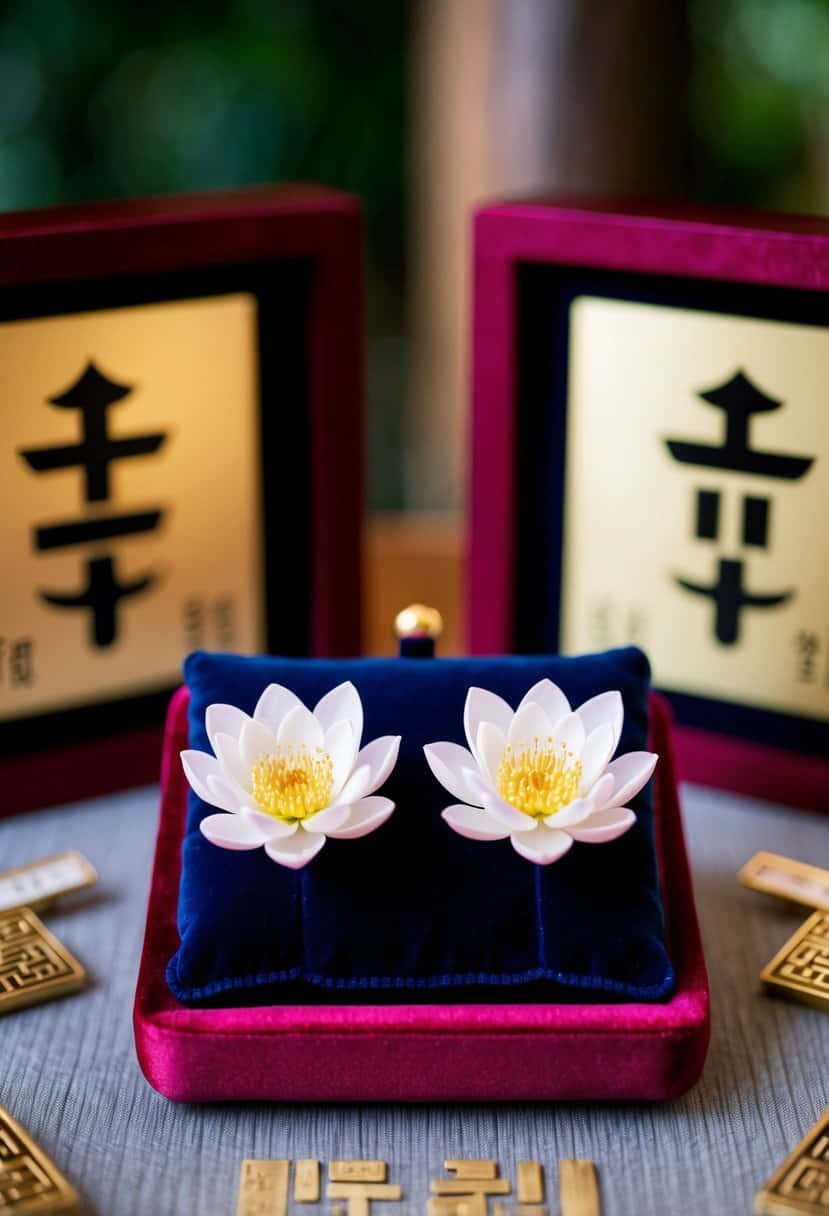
top-left (518, 1209), bottom-right (548, 1216)
top-left (0, 853), bottom-right (97, 916)
top-left (444, 1163), bottom-right (498, 1181)
top-left (559, 1161), bottom-right (601, 1216)
top-left (329, 1163), bottom-right (388, 1183)
top-left (755, 1108), bottom-right (829, 1215)
top-left (430, 1181), bottom-right (511, 1196)
top-left (0, 1104), bottom-right (78, 1214)
top-left (740, 852), bottom-right (829, 912)
top-left (517, 1162), bottom-right (545, 1205)
top-left (326, 1185), bottom-right (402, 1201)
top-left (326, 1183), bottom-right (402, 1216)
top-left (429, 1197), bottom-right (487, 1216)
top-left (294, 1160), bottom-right (320, 1203)
top-left (761, 911), bottom-right (829, 1011)
top-left (394, 604), bottom-right (444, 640)
top-left (0, 909), bottom-right (85, 1016)
top-left (236, 1160), bottom-right (289, 1216)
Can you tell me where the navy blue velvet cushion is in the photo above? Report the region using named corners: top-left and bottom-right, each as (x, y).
top-left (167, 647), bottom-right (675, 1004)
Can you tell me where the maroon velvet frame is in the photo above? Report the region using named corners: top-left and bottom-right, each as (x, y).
top-left (0, 186), bottom-right (362, 816)
top-left (133, 686), bottom-right (709, 1103)
top-left (468, 196), bottom-right (829, 812)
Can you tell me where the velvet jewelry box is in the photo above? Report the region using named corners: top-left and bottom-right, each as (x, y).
top-left (134, 646), bottom-right (710, 1102)
top-left (469, 196), bottom-right (829, 811)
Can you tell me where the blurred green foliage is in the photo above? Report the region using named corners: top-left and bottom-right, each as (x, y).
top-left (0, 0), bottom-right (408, 505)
top-left (0, 0), bottom-right (406, 264)
top-left (690, 0), bottom-right (829, 211)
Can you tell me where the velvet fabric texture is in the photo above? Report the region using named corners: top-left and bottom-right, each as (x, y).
top-left (167, 647), bottom-right (675, 1005)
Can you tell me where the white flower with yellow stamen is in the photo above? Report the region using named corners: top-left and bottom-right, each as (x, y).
top-left (181, 682), bottom-right (400, 869)
top-left (424, 681), bottom-right (657, 866)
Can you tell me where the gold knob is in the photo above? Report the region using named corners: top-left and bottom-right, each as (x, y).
top-left (394, 603), bottom-right (444, 640)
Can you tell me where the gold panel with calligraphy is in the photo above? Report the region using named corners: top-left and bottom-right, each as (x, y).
top-left (563, 296), bottom-right (828, 726)
top-left (0, 293), bottom-right (264, 723)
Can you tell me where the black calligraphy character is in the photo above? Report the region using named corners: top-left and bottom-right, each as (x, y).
top-left (19, 361), bottom-right (166, 501)
top-left (794, 630), bottom-right (820, 683)
top-left (18, 362), bottom-right (167, 648)
top-left (41, 556), bottom-right (155, 649)
top-left (665, 369), bottom-right (815, 646)
top-left (9, 638), bottom-right (35, 687)
top-left (676, 559), bottom-right (791, 646)
top-left (666, 370), bottom-right (814, 480)
top-left (214, 596), bottom-right (234, 647)
top-left (183, 598), bottom-right (205, 650)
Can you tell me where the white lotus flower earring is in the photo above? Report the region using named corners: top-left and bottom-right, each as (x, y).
top-left (181, 681), bottom-right (400, 870)
top-left (424, 680), bottom-right (657, 866)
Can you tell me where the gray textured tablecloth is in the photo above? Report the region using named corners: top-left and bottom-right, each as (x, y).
top-left (1, 783), bottom-right (827, 1216)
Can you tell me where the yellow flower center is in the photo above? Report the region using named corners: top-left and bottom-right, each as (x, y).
top-left (250, 745), bottom-right (334, 822)
top-left (496, 738), bottom-right (583, 819)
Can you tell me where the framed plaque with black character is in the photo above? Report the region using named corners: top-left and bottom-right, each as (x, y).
top-left (469, 197), bottom-right (828, 811)
top-left (0, 185), bottom-right (362, 815)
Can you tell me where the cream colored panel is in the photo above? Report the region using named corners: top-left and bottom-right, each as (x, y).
top-left (0, 293), bottom-right (264, 721)
top-left (563, 295), bottom-right (828, 723)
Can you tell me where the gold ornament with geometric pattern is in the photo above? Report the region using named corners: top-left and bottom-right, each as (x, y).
top-left (761, 911), bottom-right (829, 1012)
top-left (0, 909), bottom-right (85, 1017)
top-left (0, 1104), bottom-right (78, 1214)
top-left (756, 1108), bottom-right (829, 1215)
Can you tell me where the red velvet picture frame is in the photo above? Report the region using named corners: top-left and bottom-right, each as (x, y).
top-left (133, 685), bottom-right (709, 1103)
top-left (0, 186), bottom-right (362, 816)
top-left (468, 197), bottom-right (829, 812)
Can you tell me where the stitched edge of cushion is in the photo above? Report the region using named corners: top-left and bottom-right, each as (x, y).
top-left (165, 956), bottom-right (677, 1005)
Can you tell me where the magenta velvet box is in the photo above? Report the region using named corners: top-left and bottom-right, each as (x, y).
top-left (0, 186), bottom-right (362, 816)
top-left (468, 197), bottom-right (829, 812)
top-left (133, 684), bottom-right (709, 1103)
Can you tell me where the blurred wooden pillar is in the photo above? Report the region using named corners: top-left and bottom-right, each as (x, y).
top-left (407, 0), bottom-right (690, 511)
top-left (364, 512), bottom-right (464, 654)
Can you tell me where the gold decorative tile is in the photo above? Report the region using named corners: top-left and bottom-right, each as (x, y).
top-left (428, 1196), bottom-right (486, 1216)
top-left (294, 1160), bottom-right (320, 1203)
top-left (326, 1182), bottom-right (401, 1216)
top-left (329, 1163), bottom-right (387, 1184)
top-left (236, 1160), bottom-right (289, 1216)
top-left (756, 1109), bottom-right (829, 1214)
top-left (430, 1181), bottom-right (511, 1197)
top-left (0, 1105), bottom-right (77, 1214)
top-left (740, 853), bottom-right (829, 912)
top-left (0, 854), bottom-right (97, 916)
top-left (0, 909), bottom-right (84, 1016)
top-left (559, 1161), bottom-right (600, 1216)
top-left (326, 1184), bottom-right (402, 1202)
top-left (517, 1162), bottom-right (544, 1205)
top-left (443, 1163), bottom-right (498, 1181)
top-left (762, 912), bottom-right (829, 1011)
